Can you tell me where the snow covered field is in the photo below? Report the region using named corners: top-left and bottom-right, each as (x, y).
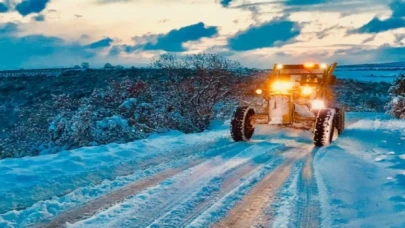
top-left (335, 70), bottom-right (404, 82)
top-left (0, 113), bottom-right (405, 227)
top-left (335, 62), bottom-right (405, 82)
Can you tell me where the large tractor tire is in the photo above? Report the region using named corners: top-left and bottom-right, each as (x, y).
top-left (231, 106), bottom-right (255, 142)
top-left (335, 108), bottom-right (345, 134)
top-left (314, 108), bottom-right (336, 147)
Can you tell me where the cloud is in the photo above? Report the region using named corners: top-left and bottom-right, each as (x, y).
top-left (233, 3), bottom-right (264, 23)
top-left (362, 35), bottom-right (376, 44)
top-left (0, 23), bottom-right (18, 35)
top-left (282, 0), bottom-right (385, 15)
top-left (316, 25), bottom-right (345, 39)
top-left (32, 14), bottom-right (45, 21)
top-left (355, 17), bottom-right (405, 33)
top-left (229, 43), bottom-right (405, 67)
top-left (140, 22), bottom-right (218, 52)
top-left (220, 0), bottom-right (233, 7)
top-left (16, 0), bottom-right (51, 16)
top-left (0, 34), bottom-right (95, 69)
top-left (0, 3), bottom-right (8, 13)
top-left (394, 33), bottom-right (405, 44)
top-left (0, 22), bottom-right (101, 69)
top-left (233, 1), bottom-right (280, 10)
top-left (132, 33), bottom-right (160, 44)
top-left (285, 0), bottom-right (326, 5)
top-left (109, 23), bottom-right (218, 55)
top-left (333, 44), bottom-right (405, 64)
top-left (97, 0), bottom-right (133, 4)
top-left (227, 19), bottom-right (300, 51)
top-left (86, 37), bottom-right (114, 49)
top-left (354, 0), bottom-right (405, 33)
top-left (390, 0), bottom-right (405, 17)
top-left (108, 46), bottom-right (122, 56)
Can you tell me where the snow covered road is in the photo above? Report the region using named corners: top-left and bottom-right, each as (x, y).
top-left (1, 113), bottom-right (405, 228)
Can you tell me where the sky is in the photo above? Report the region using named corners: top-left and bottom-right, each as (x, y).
top-left (0, 0), bottom-right (404, 69)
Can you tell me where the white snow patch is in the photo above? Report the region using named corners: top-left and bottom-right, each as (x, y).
top-left (271, 163), bottom-right (302, 228)
top-left (0, 128), bottom-right (230, 220)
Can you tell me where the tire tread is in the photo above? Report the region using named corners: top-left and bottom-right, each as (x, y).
top-left (230, 106), bottom-right (255, 142)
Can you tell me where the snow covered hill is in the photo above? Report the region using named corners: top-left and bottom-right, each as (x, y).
top-left (0, 113), bottom-right (404, 227)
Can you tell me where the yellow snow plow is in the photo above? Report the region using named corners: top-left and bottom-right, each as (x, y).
top-left (231, 62), bottom-right (345, 146)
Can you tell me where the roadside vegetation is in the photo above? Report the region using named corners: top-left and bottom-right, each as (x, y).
top-left (0, 54), bottom-right (398, 158)
top-left (387, 74), bottom-right (405, 119)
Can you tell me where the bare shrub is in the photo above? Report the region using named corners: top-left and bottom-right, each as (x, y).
top-left (387, 74), bottom-right (405, 119)
top-left (152, 53), bottom-right (242, 132)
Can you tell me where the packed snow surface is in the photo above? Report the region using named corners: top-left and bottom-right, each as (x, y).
top-left (0, 113), bottom-right (404, 227)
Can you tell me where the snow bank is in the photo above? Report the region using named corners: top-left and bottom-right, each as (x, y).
top-left (313, 112), bottom-right (405, 227)
top-left (0, 129), bottom-right (229, 216)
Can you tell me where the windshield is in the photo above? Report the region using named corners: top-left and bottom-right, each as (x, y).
top-left (272, 68), bottom-right (324, 85)
top-left (278, 68), bottom-right (324, 75)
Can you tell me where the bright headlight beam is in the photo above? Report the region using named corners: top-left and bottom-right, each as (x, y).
top-left (312, 100), bottom-right (325, 110)
top-left (272, 81), bottom-right (292, 91)
top-left (302, 86), bottom-right (313, 95)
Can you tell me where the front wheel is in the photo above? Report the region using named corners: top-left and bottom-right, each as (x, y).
top-left (314, 108), bottom-right (336, 147)
top-left (231, 106), bottom-right (255, 142)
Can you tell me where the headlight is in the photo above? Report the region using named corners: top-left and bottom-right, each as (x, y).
top-left (272, 81), bottom-right (292, 91)
top-left (301, 86), bottom-right (313, 95)
top-left (311, 100), bottom-right (325, 110)
top-left (255, 89), bottom-right (263, 95)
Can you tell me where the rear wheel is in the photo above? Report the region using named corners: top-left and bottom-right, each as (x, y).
top-left (231, 106), bottom-right (255, 142)
top-left (335, 108), bottom-right (345, 134)
top-left (314, 108), bottom-right (336, 147)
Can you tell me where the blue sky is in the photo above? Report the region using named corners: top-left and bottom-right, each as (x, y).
top-left (0, 0), bottom-right (404, 69)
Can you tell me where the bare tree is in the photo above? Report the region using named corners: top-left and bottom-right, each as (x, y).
top-left (152, 53), bottom-right (242, 131)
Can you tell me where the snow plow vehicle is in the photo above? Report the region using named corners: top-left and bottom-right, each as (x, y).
top-left (231, 62), bottom-right (345, 146)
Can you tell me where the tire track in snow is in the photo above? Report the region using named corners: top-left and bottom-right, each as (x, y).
top-left (38, 161), bottom-right (199, 228)
top-left (213, 145), bottom-right (314, 228)
top-left (268, 161), bottom-right (303, 228)
top-left (69, 143), bottom-right (285, 228)
top-left (147, 151), bottom-right (279, 227)
top-left (286, 115), bottom-right (363, 228)
top-left (35, 142), bottom-right (249, 228)
top-left (118, 143), bottom-right (283, 228)
top-left (295, 149), bottom-right (322, 228)
top-left (148, 145), bottom-right (299, 228)
top-left (287, 116), bottom-right (361, 228)
top-left (2, 137), bottom-right (230, 215)
top-left (290, 116), bottom-right (362, 228)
